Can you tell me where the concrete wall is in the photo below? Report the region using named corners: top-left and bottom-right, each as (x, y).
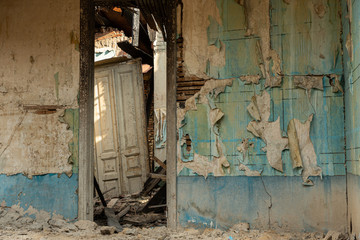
top-left (342, 0), bottom-right (360, 236)
top-left (177, 0), bottom-right (347, 232)
top-left (0, 0), bottom-right (80, 220)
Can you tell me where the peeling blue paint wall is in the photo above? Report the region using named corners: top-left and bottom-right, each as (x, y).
top-left (178, 0), bottom-right (347, 231)
top-left (0, 174), bottom-right (78, 220)
top-left (0, 108), bottom-right (79, 220)
top-left (342, 0), bottom-right (360, 235)
top-left (0, 0), bottom-right (80, 221)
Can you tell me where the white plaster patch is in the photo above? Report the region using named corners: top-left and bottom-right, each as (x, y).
top-left (247, 118), bottom-right (288, 172)
top-left (246, 91), bottom-right (288, 172)
top-left (209, 108), bottom-right (224, 127)
top-left (288, 115), bottom-right (322, 185)
top-left (246, 90), bottom-right (271, 122)
top-left (0, 110), bottom-right (73, 177)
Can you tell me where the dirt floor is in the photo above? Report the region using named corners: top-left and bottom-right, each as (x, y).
top-left (0, 223), bottom-right (349, 240)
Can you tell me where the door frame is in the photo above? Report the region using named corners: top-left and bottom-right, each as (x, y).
top-left (78, 0), bottom-right (178, 228)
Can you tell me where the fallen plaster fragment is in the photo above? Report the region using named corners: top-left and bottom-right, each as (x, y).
top-left (0, 85), bottom-right (8, 94)
top-left (287, 115), bottom-right (322, 185)
top-left (240, 75), bottom-right (261, 85)
top-left (177, 78), bottom-right (234, 129)
top-left (329, 74), bottom-right (344, 94)
top-left (246, 90), bottom-right (270, 122)
top-left (238, 0), bottom-right (282, 88)
top-left (287, 119), bottom-right (303, 168)
top-left (247, 118), bottom-right (288, 172)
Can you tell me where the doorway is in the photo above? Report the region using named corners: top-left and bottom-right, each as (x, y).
top-left (78, 0), bottom-right (178, 229)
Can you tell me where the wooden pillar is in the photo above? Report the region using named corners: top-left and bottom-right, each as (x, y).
top-left (79, 0), bottom-right (95, 220)
top-left (166, 1), bottom-right (177, 229)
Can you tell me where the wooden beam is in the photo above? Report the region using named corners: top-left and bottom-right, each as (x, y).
top-left (132, 8), bottom-right (140, 47)
top-left (154, 156), bottom-right (167, 170)
top-left (79, 0), bottom-right (95, 221)
top-left (166, 1), bottom-right (177, 230)
top-left (149, 173), bottom-right (166, 181)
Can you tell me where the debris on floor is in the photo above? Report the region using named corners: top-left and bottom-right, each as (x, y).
top-left (0, 205), bottom-right (349, 240)
top-left (94, 165), bottom-right (167, 229)
top-left (0, 223), bottom-right (349, 240)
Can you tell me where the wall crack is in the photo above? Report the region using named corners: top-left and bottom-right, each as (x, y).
top-left (260, 176), bottom-right (272, 229)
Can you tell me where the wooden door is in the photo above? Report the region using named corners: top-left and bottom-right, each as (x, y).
top-left (94, 58), bottom-right (148, 197)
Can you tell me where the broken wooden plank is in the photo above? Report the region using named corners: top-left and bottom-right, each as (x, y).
top-left (132, 8), bottom-right (140, 47)
top-left (142, 184), bottom-right (166, 213)
top-left (117, 41), bottom-right (153, 65)
top-left (149, 173), bottom-right (166, 180)
top-left (116, 205), bottom-right (130, 219)
top-left (153, 156), bottom-right (166, 170)
top-left (148, 204), bottom-right (166, 209)
top-left (22, 104), bottom-right (65, 110)
top-left (141, 163), bottom-right (166, 196)
top-left (107, 198), bottom-right (119, 208)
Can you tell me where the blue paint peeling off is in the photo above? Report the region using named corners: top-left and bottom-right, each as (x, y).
top-left (0, 173), bottom-right (78, 220)
top-left (180, 78), bottom-right (345, 177)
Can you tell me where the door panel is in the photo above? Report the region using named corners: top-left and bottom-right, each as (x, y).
top-left (94, 67), bottom-right (121, 198)
top-left (113, 60), bottom-right (148, 194)
top-left (94, 59), bottom-right (148, 196)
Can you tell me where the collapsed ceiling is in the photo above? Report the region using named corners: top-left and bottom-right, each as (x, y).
top-left (94, 0), bottom-right (178, 41)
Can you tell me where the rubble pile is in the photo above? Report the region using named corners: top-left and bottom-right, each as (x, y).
top-left (0, 221), bottom-right (351, 240)
top-left (94, 185), bottom-right (166, 229)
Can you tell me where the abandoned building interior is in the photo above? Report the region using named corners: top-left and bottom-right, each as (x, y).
top-left (1, 0), bottom-right (360, 239)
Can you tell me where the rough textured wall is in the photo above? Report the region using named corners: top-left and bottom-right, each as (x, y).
top-left (0, 0), bottom-right (80, 220)
top-left (342, 0), bottom-right (360, 235)
top-left (178, 0), bottom-right (346, 231)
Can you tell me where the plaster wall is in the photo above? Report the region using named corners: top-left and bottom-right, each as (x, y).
top-left (177, 0), bottom-right (346, 231)
top-left (342, 0), bottom-right (360, 236)
top-left (0, 0), bottom-right (80, 220)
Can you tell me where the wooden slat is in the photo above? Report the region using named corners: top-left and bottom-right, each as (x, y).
top-left (154, 156), bottom-right (167, 170)
top-left (149, 173), bottom-right (166, 181)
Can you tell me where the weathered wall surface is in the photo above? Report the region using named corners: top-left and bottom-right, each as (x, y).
top-left (178, 176), bottom-right (346, 231)
top-left (342, 0), bottom-right (360, 235)
top-left (0, 0), bottom-right (80, 220)
top-left (178, 0), bottom-right (346, 231)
